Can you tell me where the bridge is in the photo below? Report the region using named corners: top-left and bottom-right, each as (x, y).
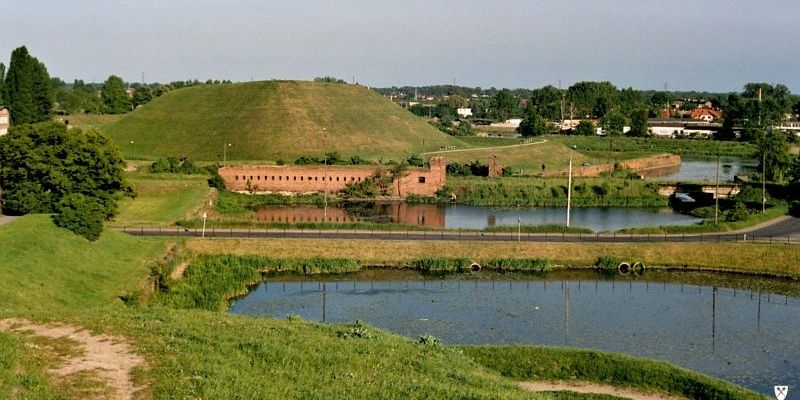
top-left (657, 183), bottom-right (740, 199)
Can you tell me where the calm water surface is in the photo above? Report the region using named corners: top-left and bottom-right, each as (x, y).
top-left (253, 203), bottom-right (701, 232)
top-left (650, 157), bottom-right (757, 182)
top-left (230, 271), bottom-right (800, 396)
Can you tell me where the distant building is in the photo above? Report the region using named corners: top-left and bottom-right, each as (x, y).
top-left (457, 108), bottom-right (473, 118)
top-left (0, 106), bottom-right (9, 136)
top-left (776, 121), bottom-right (800, 138)
top-left (648, 119), bottom-right (721, 139)
top-left (688, 108), bottom-right (722, 122)
top-left (490, 118), bottom-right (522, 128)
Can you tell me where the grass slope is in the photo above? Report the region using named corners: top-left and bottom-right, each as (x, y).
top-left (0, 215), bottom-right (169, 312)
top-left (424, 140), bottom-right (594, 172)
top-left (112, 173), bottom-right (213, 227)
top-left (105, 81), bottom-right (464, 161)
top-left (0, 216), bottom-right (536, 399)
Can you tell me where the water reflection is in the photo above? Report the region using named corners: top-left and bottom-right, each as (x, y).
top-left (230, 271), bottom-right (800, 396)
top-left (253, 203), bottom-right (701, 231)
top-left (649, 157), bottom-right (757, 182)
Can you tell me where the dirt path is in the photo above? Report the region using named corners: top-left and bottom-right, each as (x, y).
top-left (419, 139), bottom-right (548, 155)
top-left (519, 380), bottom-right (687, 400)
top-left (0, 215), bottom-right (19, 226)
top-left (0, 318), bottom-right (145, 400)
top-left (169, 260), bottom-right (189, 279)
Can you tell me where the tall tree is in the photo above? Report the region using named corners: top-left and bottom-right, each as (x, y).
top-left (754, 129), bottom-right (791, 182)
top-left (0, 63), bottom-right (5, 104)
top-left (602, 110), bottom-right (626, 136)
top-left (492, 89), bottom-right (517, 121)
top-left (518, 105), bottom-right (553, 137)
top-left (529, 85), bottom-right (563, 120)
top-left (101, 75), bottom-right (131, 114)
top-left (628, 108), bottom-right (649, 137)
top-left (2, 46), bottom-right (52, 124)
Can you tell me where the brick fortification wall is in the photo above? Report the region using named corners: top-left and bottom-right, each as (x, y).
top-left (219, 157), bottom-right (446, 198)
top-left (550, 154), bottom-right (681, 178)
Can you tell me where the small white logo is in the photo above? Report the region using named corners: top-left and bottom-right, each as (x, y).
top-left (774, 385), bottom-right (788, 400)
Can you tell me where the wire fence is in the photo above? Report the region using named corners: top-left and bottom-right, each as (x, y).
top-left (117, 226), bottom-right (800, 245)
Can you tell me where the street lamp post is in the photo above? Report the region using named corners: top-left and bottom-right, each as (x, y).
top-left (322, 128), bottom-right (328, 221)
top-left (223, 142), bottom-right (232, 167)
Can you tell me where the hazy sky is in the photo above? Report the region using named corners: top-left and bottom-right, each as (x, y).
top-left (3, 0), bottom-right (799, 92)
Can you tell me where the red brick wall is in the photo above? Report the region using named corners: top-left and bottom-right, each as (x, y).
top-left (549, 154), bottom-right (681, 178)
top-left (219, 157), bottom-right (447, 198)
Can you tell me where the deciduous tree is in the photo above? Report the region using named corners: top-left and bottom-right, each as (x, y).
top-left (0, 121), bottom-right (130, 220)
top-left (101, 75), bottom-right (131, 114)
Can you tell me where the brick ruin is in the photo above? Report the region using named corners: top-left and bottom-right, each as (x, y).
top-left (219, 156), bottom-right (446, 197)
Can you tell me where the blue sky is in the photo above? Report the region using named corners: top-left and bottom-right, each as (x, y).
top-left (2, 0), bottom-right (799, 92)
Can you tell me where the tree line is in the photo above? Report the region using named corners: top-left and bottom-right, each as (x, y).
top-left (0, 46), bottom-right (232, 122)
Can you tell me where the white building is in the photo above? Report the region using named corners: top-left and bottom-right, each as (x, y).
top-left (0, 107), bottom-right (9, 136)
top-left (457, 108), bottom-right (473, 118)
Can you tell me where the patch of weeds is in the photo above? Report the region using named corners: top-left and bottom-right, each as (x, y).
top-left (418, 335), bottom-right (442, 347)
top-left (337, 321), bottom-right (374, 339)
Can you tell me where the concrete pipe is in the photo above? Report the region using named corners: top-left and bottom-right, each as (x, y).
top-left (470, 262), bottom-right (482, 271)
top-left (617, 262), bottom-right (631, 274)
top-left (632, 262), bottom-right (645, 274)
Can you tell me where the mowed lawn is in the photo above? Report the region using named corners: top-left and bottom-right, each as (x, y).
top-left (105, 81), bottom-right (465, 161)
top-left (424, 140), bottom-right (597, 172)
top-left (112, 174), bottom-right (213, 226)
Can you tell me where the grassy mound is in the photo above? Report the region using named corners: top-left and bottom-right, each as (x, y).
top-left (0, 215), bottom-right (169, 312)
top-left (105, 81), bottom-right (464, 161)
top-left (461, 346), bottom-right (764, 399)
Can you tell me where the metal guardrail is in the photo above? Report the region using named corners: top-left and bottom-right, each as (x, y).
top-left (117, 226), bottom-right (800, 245)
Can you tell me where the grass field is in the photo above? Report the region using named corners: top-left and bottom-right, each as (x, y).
top-left (424, 139), bottom-right (595, 172)
top-left (552, 135), bottom-right (757, 158)
top-left (112, 172), bottom-right (214, 227)
top-left (105, 81), bottom-right (465, 161)
top-left (445, 176), bottom-right (667, 207)
top-left (59, 114), bottom-right (124, 131)
top-left (185, 239), bottom-right (800, 278)
top-left (0, 216), bottom-right (769, 398)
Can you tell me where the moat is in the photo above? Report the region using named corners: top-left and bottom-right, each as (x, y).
top-left (229, 270), bottom-right (800, 396)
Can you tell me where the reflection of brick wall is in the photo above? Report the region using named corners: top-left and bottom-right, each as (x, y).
top-left (220, 157), bottom-right (447, 198)
top-left (253, 203), bottom-right (445, 227)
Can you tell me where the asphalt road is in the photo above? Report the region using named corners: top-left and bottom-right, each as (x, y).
top-left (117, 216), bottom-right (800, 245)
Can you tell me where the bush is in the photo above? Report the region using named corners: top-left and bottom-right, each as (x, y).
top-left (724, 202), bottom-right (751, 222)
top-left (150, 156), bottom-right (203, 174)
top-left (51, 194), bottom-right (105, 241)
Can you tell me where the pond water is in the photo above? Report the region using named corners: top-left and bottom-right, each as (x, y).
top-left (253, 203), bottom-right (701, 232)
top-left (649, 157), bottom-right (757, 182)
top-left (229, 270), bottom-right (800, 396)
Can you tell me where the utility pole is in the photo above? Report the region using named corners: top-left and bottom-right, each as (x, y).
top-left (762, 150), bottom-right (767, 214)
top-left (715, 154), bottom-right (720, 225)
top-left (566, 156), bottom-right (572, 227)
top-left (323, 128), bottom-right (328, 221)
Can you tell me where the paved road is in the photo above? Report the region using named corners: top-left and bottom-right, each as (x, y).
top-left (117, 216), bottom-right (800, 245)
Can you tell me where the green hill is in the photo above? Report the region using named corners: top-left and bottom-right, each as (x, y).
top-left (105, 81), bottom-right (464, 161)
